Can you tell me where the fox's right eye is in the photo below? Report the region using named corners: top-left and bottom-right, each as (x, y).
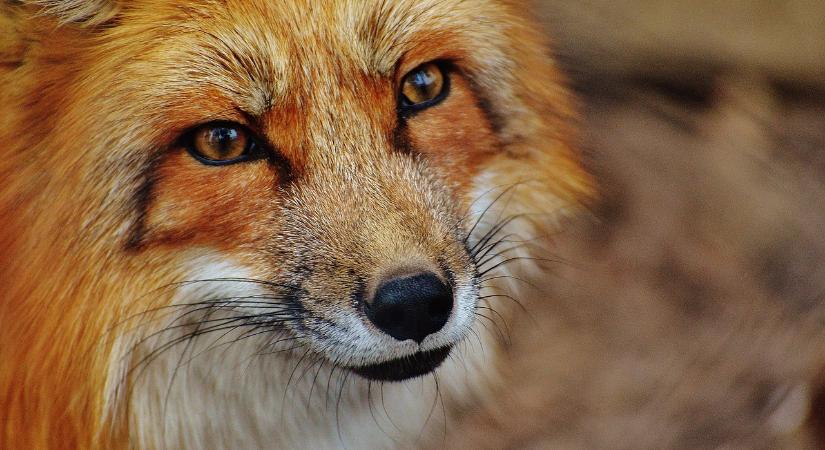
top-left (187, 122), bottom-right (260, 165)
top-left (399, 62), bottom-right (448, 113)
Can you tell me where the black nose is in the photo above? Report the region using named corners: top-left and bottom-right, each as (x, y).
top-left (365, 272), bottom-right (453, 343)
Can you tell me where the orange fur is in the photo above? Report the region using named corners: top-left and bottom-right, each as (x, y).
top-left (0, 1), bottom-right (595, 448)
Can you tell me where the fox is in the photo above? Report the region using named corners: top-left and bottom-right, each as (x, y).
top-left (0, 0), bottom-right (595, 448)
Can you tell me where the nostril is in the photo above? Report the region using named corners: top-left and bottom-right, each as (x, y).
top-left (366, 272), bottom-right (453, 343)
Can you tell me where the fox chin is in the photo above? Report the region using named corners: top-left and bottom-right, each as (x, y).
top-left (0, 0), bottom-right (594, 448)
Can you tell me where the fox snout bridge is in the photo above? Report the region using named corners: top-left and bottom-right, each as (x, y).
top-left (365, 272), bottom-right (453, 343)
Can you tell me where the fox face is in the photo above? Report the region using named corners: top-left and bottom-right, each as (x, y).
top-left (139, 51), bottom-right (484, 379)
top-left (0, 0), bottom-right (594, 448)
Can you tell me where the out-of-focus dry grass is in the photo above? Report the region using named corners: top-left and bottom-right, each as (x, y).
top-left (444, 2), bottom-right (825, 448)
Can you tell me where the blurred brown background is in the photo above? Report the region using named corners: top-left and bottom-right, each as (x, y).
top-left (537, 0), bottom-right (825, 86)
top-left (445, 2), bottom-right (825, 449)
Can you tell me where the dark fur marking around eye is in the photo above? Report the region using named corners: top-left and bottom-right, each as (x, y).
top-left (124, 156), bottom-right (161, 251)
top-left (392, 120), bottom-right (414, 155)
top-left (462, 74), bottom-right (504, 136)
top-left (235, 108), bottom-right (297, 182)
top-left (392, 64), bottom-right (504, 158)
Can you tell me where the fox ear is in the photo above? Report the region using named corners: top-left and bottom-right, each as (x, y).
top-left (25, 0), bottom-right (119, 25)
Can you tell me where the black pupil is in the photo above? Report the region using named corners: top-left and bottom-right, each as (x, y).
top-left (209, 127), bottom-right (239, 156)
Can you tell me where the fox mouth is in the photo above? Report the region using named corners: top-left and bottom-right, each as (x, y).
top-left (349, 346), bottom-right (452, 382)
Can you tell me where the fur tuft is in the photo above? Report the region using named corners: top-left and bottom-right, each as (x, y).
top-left (23, 0), bottom-right (118, 25)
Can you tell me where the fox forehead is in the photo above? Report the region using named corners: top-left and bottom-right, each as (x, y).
top-left (113, 0), bottom-right (513, 116)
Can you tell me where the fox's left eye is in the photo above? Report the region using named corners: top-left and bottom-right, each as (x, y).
top-left (187, 122), bottom-right (260, 165)
top-left (399, 62), bottom-right (448, 111)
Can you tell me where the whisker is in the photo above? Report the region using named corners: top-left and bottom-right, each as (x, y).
top-left (109, 295), bottom-right (293, 333)
top-left (473, 311), bottom-right (509, 345)
top-left (477, 255), bottom-right (566, 277)
top-left (480, 274), bottom-right (543, 293)
top-left (257, 334), bottom-right (305, 356)
top-left (334, 370), bottom-right (353, 448)
top-left (419, 372), bottom-right (441, 443)
top-left (434, 372), bottom-right (448, 446)
top-left (307, 358), bottom-right (329, 411)
top-left (125, 320), bottom-right (260, 400)
top-left (478, 293), bottom-right (529, 316)
top-left (378, 380), bottom-right (403, 433)
top-left (476, 305), bottom-right (512, 343)
top-left (473, 232), bottom-right (519, 263)
top-left (128, 310), bottom-right (296, 359)
top-left (469, 213), bottom-right (526, 256)
top-left (283, 347), bottom-right (313, 405)
top-left (162, 306), bottom-right (215, 422)
top-left (463, 182), bottom-right (527, 246)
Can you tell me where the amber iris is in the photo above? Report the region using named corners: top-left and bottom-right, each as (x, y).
top-left (191, 124), bottom-right (250, 163)
top-left (400, 63), bottom-right (446, 107)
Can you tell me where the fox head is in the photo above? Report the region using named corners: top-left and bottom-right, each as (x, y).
top-left (0, 0), bottom-right (594, 447)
